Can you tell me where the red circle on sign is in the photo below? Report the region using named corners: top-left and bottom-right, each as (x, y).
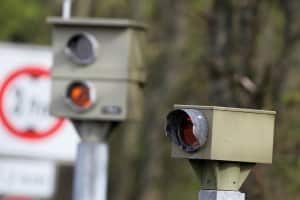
top-left (0, 66), bottom-right (65, 140)
top-left (3, 196), bottom-right (33, 200)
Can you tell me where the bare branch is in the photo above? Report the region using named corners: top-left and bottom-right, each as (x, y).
top-left (234, 74), bottom-right (257, 94)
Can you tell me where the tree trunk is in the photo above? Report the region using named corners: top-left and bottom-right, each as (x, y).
top-left (137, 1), bottom-right (188, 200)
top-left (205, 0), bottom-right (300, 199)
top-left (74, 0), bottom-right (94, 17)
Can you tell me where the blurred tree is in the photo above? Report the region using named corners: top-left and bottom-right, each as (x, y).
top-left (74, 0), bottom-right (94, 17)
top-left (202, 0), bottom-right (300, 111)
top-left (199, 0), bottom-right (300, 199)
top-left (137, 1), bottom-right (190, 200)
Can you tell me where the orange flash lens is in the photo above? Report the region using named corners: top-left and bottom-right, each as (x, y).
top-left (67, 82), bottom-right (92, 109)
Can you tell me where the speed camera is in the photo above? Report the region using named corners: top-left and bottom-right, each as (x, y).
top-left (166, 105), bottom-right (275, 163)
top-left (48, 17), bottom-right (146, 121)
top-left (165, 104), bottom-right (276, 191)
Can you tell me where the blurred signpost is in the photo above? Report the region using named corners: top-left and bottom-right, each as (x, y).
top-left (0, 42), bottom-right (79, 199)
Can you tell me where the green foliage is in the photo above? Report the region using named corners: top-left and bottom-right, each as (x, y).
top-left (91, 0), bottom-right (132, 18)
top-left (0, 0), bottom-right (52, 43)
top-left (272, 156), bottom-right (300, 195)
top-left (1, 0), bottom-right (300, 200)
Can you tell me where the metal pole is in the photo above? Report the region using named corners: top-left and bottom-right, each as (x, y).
top-left (199, 190), bottom-right (245, 200)
top-left (62, 0), bottom-right (72, 19)
top-left (73, 142), bottom-right (108, 200)
top-left (72, 121), bottom-right (111, 200)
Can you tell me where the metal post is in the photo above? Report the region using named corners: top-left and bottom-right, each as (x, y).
top-left (199, 190), bottom-right (245, 200)
top-left (72, 121), bottom-right (111, 200)
top-left (73, 142), bottom-right (108, 200)
top-left (62, 0), bottom-right (72, 19)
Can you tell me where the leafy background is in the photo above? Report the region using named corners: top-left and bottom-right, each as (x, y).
top-left (1, 0), bottom-right (300, 199)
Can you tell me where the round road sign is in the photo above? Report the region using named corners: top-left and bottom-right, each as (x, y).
top-left (0, 66), bottom-right (64, 140)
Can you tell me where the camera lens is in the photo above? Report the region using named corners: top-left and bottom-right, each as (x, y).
top-left (65, 33), bottom-right (97, 65)
top-left (165, 109), bottom-right (208, 153)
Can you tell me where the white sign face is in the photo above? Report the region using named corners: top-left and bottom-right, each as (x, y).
top-left (4, 75), bottom-right (54, 133)
top-left (0, 42), bottom-right (79, 162)
top-left (0, 159), bottom-right (56, 198)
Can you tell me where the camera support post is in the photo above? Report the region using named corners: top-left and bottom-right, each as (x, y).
top-left (199, 190), bottom-right (245, 200)
top-left (190, 160), bottom-right (254, 200)
top-left (72, 121), bottom-right (111, 200)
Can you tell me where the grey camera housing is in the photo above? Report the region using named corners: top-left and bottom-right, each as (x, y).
top-left (165, 104), bottom-right (276, 191)
top-left (168, 105), bottom-right (276, 164)
top-left (48, 17), bottom-right (146, 121)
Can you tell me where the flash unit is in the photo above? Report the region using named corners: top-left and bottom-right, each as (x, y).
top-left (65, 81), bottom-right (96, 112)
top-left (165, 109), bottom-right (208, 153)
top-left (65, 33), bottom-right (98, 65)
